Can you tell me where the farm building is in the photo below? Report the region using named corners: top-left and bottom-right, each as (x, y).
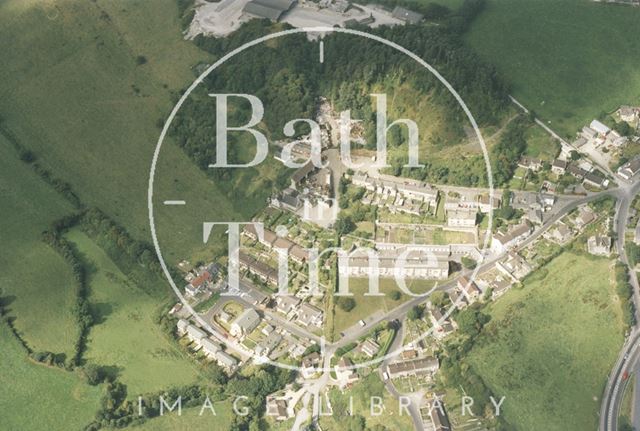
top-left (243, 0), bottom-right (296, 21)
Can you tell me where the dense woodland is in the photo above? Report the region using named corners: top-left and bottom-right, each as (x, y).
top-left (169, 0), bottom-right (512, 202)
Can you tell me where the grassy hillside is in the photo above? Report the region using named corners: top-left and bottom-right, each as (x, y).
top-left (467, 253), bottom-right (624, 430)
top-left (0, 137), bottom-right (80, 358)
top-left (0, 0), bottom-right (242, 264)
top-left (66, 229), bottom-right (201, 395)
top-left (0, 319), bottom-right (103, 431)
top-left (466, 0), bottom-right (640, 136)
top-left (125, 402), bottom-right (233, 431)
top-left (319, 373), bottom-right (415, 431)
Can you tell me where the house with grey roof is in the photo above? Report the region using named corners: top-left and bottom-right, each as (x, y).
top-left (447, 208), bottom-right (477, 227)
top-left (201, 338), bottom-right (221, 359)
top-left (215, 350), bottom-right (238, 370)
top-left (255, 333), bottom-right (282, 357)
top-left (186, 324), bottom-right (207, 343)
top-left (296, 302), bottom-right (323, 328)
top-left (231, 308), bottom-right (261, 338)
top-left (360, 338), bottom-right (380, 358)
top-left (392, 6), bottom-right (423, 24)
top-left (387, 357), bottom-right (439, 379)
top-left (618, 158), bottom-right (640, 180)
top-left (275, 295), bottom-right (301, 316)
top-left (243, 0), bottom-right (296, 21)
top-left (490, 221), bottom-right (532, 254)
top-left (588, 236), bottom-right (612, 257)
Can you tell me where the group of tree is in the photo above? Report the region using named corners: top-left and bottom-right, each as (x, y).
top-left (41, 229), bottom-right (92, 368)
top-left (170, 2), bottom-right (510, 197)
top-left (83, 364), bottom-right (295, 430)
top-left (336, 296), bottom-right (356, 312)
top-left (614, 262), bottom-right (636, 330)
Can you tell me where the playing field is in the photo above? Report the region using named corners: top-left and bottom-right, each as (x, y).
top-left (0, 138), bottom-right (79, 358)
top-left (66, 229), bottom-right (202, 395)
top-left (467, 252), bottom-right (624, 430)
top-left (466, 0), bottom-right (640, 136)
top-left (0, 320), bottom-right (103, 431)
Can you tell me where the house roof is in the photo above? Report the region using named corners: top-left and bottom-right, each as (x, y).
top-left (243, 0), bottom-right (295, 21)
top-left (302, 351), bottom-right (321, 368)
top-left (337, 357), bottom-right (353, 369)
top-left (345, 247), bottom-right (450, 270)
top-left (291, 160), bottom-right (315, 183)
top-left (267, 398), bottom-right (288, 418)
top-left (392, 6), bottom-right (423, 24)
top-left (233, 308), bottom-right (261, 332)
top-left (177, 319), bottom-right (189, 330)
top-left (262, 229), bottom-right (278, 245)
top-left (361, 338), bottom-right (380, 355)
top-left (279, 188), bottom-right (301, 208)
top-left (215, 350), bottom-right (238, 367)
top-left (201, 338), bottom-right (220, 354)
top-left (457, 276), bottom-right (480, 295)
top-left (186, 324), bottom-right (207, 340)
top-left (494, 221), bottom-right (531, 245)
top-left (190, 271), bottom-right (210, 289)
top-left (239, 252), bottom-right (277, 281)
top-left (584, 172), bottom-right (605, 186)
top-left (276, 295), bottom-right (301, 310)
top-left (256, 333), bottom-right (282, 355)
top-left (290, 244), bottom-right (309, 261)
top-left (567, 164), bottom-right (587, 178)
top-left (297, 302), bottom-right (323, 325)
top-left (430, 401), bottom-right (452, 431)
top-left (590, 119), bottom-right (611, 135)
top-left (387, 357), bottom-right (439, 376)
top-left (577, 209), bottom-right (595, 226)
top-left (273, 236), bottom-right (294, 250)
top-left (448, 208), bottom-right (477, 221)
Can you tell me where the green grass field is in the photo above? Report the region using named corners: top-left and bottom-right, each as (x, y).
top-left (0, 138), bottom-right (79, 358)
top-left (319, 373), bottom-right (415, 430)
top-left (467, 252), bottom-right (624, 431)
top-left (126, 402), bottom-right (233, 431)
top-left (0, 0), bottom-right (251, 264)
top-left (332, 278), bottom-right (435, 336)
top-left (65, 229), bottom-right (201, 395)
top-left (466, 0), bottom-right (640, 136)
top-left (0, 320), bottom-right (103, 431)
top-left (524, 123), bottom-right (561, 161)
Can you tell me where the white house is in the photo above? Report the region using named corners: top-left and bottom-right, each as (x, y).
top-left (215, 350), bottom-right (238, 370)
top-left (590, 119), bottom-right (611, 136)
top-left (447, 209), bottom-right (477, 228)
top-left (490, 222), bottom-right (532, 254)
top-left (296, 303), bottom-right (323, 328)
top-left (176, 319), bottom-right (189, 336)
top-left (457, 276), bottom-right (481, 302)
top-left (618, 158), bottom-right (640, 180)
top-left (201, 338), bottom-right (221, 359)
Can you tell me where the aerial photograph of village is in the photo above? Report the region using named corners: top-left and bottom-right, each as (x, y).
top-left (2, 1), bottom-right (640, 431)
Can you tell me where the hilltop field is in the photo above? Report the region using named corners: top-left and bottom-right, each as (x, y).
top-left (0, 319), bottom-right (103, 431)
top-left (465, 252), bottom-right (624, 430)
top-left (465, 0), bottom-right (640, 136)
